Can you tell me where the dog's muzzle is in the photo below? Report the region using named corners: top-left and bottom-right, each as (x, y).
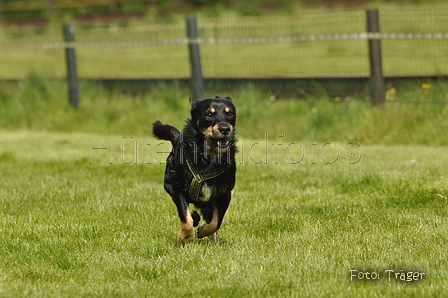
top-left (216, 123), bottom-right (233, 148)
top-left (217, 138), bottom-right (230, 148)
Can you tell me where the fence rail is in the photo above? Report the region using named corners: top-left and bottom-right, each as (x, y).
top-left (2, 32), bottom-right (448, 50)
top-left (1, 8), bottom-right (448, 107)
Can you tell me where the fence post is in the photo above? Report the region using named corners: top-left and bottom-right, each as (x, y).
top-left (109, 0), bottom-right (118, 13)
top-left (366, 9), bottom-right (385, 106)
top-left (186, 15), bottom-right (204, 99)
top-left (63, 23), bottom-right (79, 108)
top-left (47, 0), bottom-right (54, 15)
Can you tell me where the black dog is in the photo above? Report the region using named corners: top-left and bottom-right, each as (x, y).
top-left (153, 96), bottom-right (237, 244)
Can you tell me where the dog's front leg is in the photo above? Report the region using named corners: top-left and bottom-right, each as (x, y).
top-left (173, 194), bottom-right (194, 245)
top-left (178, 213), bottom-right (194, 245)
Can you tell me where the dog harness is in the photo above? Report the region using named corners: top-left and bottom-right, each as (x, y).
top-left (186, 156), bottom-right (231, 201)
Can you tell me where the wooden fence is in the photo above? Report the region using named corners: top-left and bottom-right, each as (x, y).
top-left (60, 8), bottom-right (448, 107)
top-left (1, 8), bottom-right (448, 107)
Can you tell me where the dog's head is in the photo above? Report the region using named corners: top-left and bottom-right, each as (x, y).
top-left (189, 96), bottom-right (236, 152)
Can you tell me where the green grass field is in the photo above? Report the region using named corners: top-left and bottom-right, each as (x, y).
top-left (1, 2), bottom-right (448, 294)
top-left (0, 130), bottom-right (447, 297)
top-left (2, 76), bottom-right (448, 142)
top-left (0, 77), bottom-right (448, 296)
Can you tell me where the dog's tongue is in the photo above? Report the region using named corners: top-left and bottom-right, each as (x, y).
top-left (218, 139), bottom-right (229, 147)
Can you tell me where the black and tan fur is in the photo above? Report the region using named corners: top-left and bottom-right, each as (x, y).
top-left (153, 96), bottom-right (237, 244)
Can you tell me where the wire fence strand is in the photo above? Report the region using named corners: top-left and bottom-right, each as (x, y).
top-left (0, 9), bottom-right (447, 81)
top-left (2, 32), bottom-right (448, 50)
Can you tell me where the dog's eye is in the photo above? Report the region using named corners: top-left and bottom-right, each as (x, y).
top-left (226, 112), bottom-right (234, 118)
top-left (205, 112), bottom-right (214, 119)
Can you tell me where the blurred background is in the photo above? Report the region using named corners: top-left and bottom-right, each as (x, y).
top-left (0, 0), bottom-right (447, 99)
top-left (0, 0), bottom-right (447, 144)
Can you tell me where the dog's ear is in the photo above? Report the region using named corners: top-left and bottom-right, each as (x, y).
top-left (189, 97), bottom-right (199, 110)
top-left (215, 96), bottom-right (232, 102)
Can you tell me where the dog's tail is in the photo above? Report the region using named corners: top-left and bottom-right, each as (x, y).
top-left (152, 121), bottom-right (181, 145)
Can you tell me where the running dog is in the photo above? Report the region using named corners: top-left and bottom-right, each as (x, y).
top-left (152, 96), bottom-right (237, 244)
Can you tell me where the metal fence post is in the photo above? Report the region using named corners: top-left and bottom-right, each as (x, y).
top-left (366, 9), bottom-right (385, 106)
top-left (186, 15), bottom-right (204, 99)
top-left (63, 23), bottom-right (79, 108)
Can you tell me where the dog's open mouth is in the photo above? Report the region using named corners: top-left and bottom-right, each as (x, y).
top-left (217, 138), bottom-right (230, 148)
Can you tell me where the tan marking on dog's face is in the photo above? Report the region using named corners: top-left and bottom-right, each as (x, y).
top-left (210, 107), bottom-right (216, 113)
top-left (178, 209), bottom-right (194, 245)
top-left (225, 107), bottom-right (230, 113)
top-left (202, 126), bottom-right (214, 138)
top-left (211, 124), bottom-right (220, 135)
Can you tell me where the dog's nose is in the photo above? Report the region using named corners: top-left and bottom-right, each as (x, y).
top-left (219, 125), bottom-right (231, 135)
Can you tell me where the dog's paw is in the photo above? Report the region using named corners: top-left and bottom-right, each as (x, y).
top-left (178, 228), bottom-right (194, 245)
top-left (197, 224), bottom-right (218, 239)
top-left (197, 226), bottom-right (218, 244)
top-left (196, 225), bottom-right (206, 238)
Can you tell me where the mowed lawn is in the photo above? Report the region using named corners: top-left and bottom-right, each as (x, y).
top-left (0, 130), bottom-right (447, 297)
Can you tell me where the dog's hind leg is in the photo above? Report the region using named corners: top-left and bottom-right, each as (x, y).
top-left (197, 195), bottom-right (230, 243)
top-left (197, 205), bottom-right (219, 242)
